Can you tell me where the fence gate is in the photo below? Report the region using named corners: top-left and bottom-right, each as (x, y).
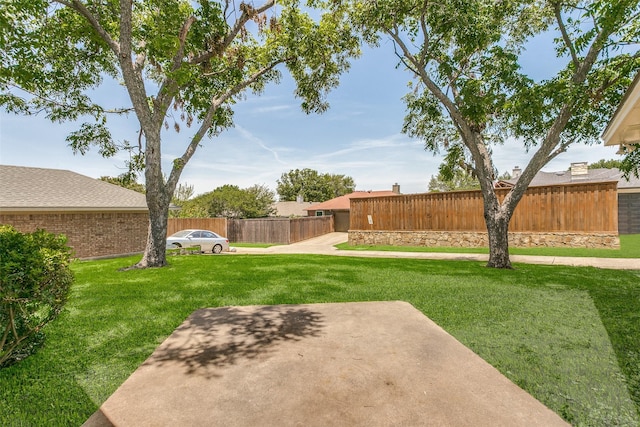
top-left (334, 212), bottom-right (350, 232)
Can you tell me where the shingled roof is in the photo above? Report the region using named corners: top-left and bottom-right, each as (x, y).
top-left (306, 191), bottom-right (399, 211)
top-left (0, 165), bottom-right (148, 211)
top-left (496, 167), bottom-right (640, 191)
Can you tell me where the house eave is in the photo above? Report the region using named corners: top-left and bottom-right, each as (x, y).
top-left (0, 207), bottom-right (149, 213)
top-left (602, 72), bottom-right (640, 148)
top-left (618, 187), bottom-right (640, 194)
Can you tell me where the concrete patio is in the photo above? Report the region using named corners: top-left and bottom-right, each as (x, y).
top-left (84, 301), bottom-right (568, 426)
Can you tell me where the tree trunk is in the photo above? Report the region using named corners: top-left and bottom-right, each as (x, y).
top-left (134, 129), bottom-right (172, 269)
top-left (485, 211), bottom-right (512, 269)
top-left (466, 132), bottom-right (514, 269)
top-left (136, 201), bottom-right (170, 268)
top-left (480, 188), bottom-right (513, 269)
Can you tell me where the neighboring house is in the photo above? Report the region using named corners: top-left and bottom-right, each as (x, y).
top-left (496, 163), bottom-right (640, 234)
top-left (602, 72), bottom-right (640, 153)
top-left (0, 165), bottom-right (149, 258)
top-left (272, 199), bottom-right (319, 217)
top-left (306, 184), bottom-right (401, 232)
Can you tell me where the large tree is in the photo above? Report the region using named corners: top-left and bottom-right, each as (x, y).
top-left (174, 183), bottom-right (274, 217)
top-left (588, 158), bottom-right (624, 169)
top-left (1, 0), bottom-right (359, 268)
top-left (100, 174), bottom-right (146, 194)
top-left (208, 184), bottom-right (275, 218)
top-left (330, 0), bottom-right (639, 268)
top-left (277, 168), bottom-right (356, 201)
top-left (428, 170), bottom-right (480, 193)
top-left (169, 181), bottom-right (195, 217)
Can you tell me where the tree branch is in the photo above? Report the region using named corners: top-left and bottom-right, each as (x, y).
top-left (5, 83), bottom-right (134, 115)
top-left (167, 58), bottom-right (286, 189)
top-left (546, 139), bottom-right (574, 163)
top-left (55, 0), bottom-right (121, 56)
top-left (0, 306), bottom-right (13, 351)
top-left (155, 15), bottom-right (198, 119)
top-left (117, 0), bottom-right (153, 131)
top-left (134, 44), bottom-right (147, 73)
top-left (526, 3), bottom-right (626, 195)
top-left (9, 306), bottom-right (18, 342)
top-left (118, 0), bottom-right (133, 66)
top-left (416, 13), bottom-right (431, 70)
top-left (0, 306), bottom-right (33, 367)
top-left (190, 0), bottom-right (276, 66)
top-left (386, 30), bottom-right (468, 137)
top-left (173, 16), bottom-right (197, 72)
top-left (386, 25), bottom-right (496, 195)
top-left (553, 2), bottom-right (579, 68)
top-left (390, 28), bottom-right (421, 76)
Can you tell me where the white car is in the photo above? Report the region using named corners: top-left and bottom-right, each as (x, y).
top-left (166, 229), bottom-right (230, 254)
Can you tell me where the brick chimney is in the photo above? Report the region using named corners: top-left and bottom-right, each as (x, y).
top-left (512, 166), bottom-right (522, 179)
top-left (392, 183), bottom-right (401, 194)
top-left (570, 162), bottom-right (588, 180)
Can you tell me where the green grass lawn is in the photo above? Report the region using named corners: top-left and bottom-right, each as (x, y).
top-left (1, 254), bottom-right (639, 426)
top-left (337, 233), bottom-right (640, 259)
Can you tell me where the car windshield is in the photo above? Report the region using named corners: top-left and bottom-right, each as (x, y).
top-left (169, 230), bottom-right (193, 238)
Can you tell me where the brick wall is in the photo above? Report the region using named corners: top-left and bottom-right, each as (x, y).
top-left (0, 211), bottom-right (149, 258)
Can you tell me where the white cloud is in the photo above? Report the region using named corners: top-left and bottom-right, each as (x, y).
top-left (317, 133), bottom-right (415, 159)
top-left (252, 105), bottom-right (293, 114)
top-left (234, 125), bottom-right (287, 165)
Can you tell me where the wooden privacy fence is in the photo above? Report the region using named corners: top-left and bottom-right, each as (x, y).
top-left (228, 216), bottom-right (334, 244)
top-left (167, 216), bottom-right (333, 244)
top-left (350, 182), bottom-right (619, 233)
top-left (289, 216), bottom-right (334, 243)
top-left (167, 218), bottom-right (227, 236)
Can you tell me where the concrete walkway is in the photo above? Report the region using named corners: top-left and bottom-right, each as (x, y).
top-left (234, 233), bottom-right (640, 270)
top-left (84, 302), bottom-right (569, 426)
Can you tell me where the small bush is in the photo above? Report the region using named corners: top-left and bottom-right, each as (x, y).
top-left (0, 225), bottom-right (74, 367)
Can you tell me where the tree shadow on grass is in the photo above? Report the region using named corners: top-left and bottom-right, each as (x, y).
top-left (586, 273), bottom-right (640, 415)
top-left (142, 305), bottom-right (325, 379)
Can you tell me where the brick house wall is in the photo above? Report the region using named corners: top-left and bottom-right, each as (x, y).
top-left (0, 211), bottom-right (149, 259)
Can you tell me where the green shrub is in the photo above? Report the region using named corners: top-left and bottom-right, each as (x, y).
top-left (0, 225), bottom-right (74, 367)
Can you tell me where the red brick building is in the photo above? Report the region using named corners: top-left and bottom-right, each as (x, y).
top-left (0, 165), bottom-right (149, 258)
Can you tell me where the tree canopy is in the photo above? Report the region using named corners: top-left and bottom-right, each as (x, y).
top-left (277, 168), bottom-right (356, 201)
top-left (428, 169), bottom-right (480, 193)
top-left (1, 0), bottom-right (360, 267)
top-left (177, 184), bottom-right (275, 218)
top-left (330, 0), bottom-right (640, 268)
top-left (100, 175), bottom-right (146, 194)
top-left (588, 159), bottom-right (625, 169)
top-left (169, 182), bottom-right (195, 217)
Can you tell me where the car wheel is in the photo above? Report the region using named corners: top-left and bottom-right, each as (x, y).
top-left (213, 244), bottom-right (223, 254)
top-left (172, 243), bottom-right (182, 248)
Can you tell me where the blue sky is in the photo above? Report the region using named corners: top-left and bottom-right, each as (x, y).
top-left (0, 35), bottom-right (621, 198)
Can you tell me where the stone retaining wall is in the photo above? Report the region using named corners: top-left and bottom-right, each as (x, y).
top-left (348, 230), bottom-right (620, 249)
